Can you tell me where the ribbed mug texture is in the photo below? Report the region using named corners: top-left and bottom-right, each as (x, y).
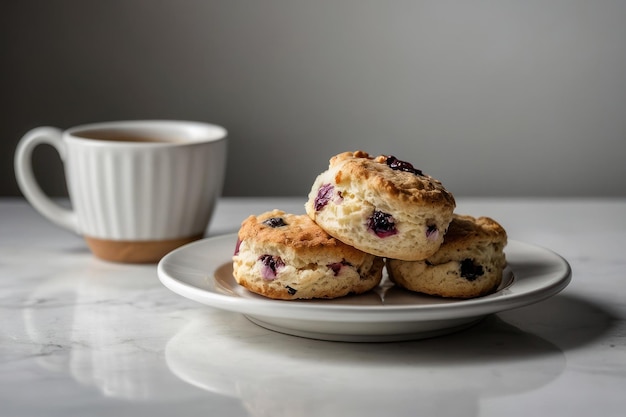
top-left (65, 138), bottom-right (226, 241)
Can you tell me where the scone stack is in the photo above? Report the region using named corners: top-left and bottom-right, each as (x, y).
top-left (233, 150), bottom-right (507, 300)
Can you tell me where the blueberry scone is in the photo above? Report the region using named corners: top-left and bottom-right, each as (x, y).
top-left (305, 151), bottom-right (456, 261)
top-left (387, 214), bottom-right (507, 298)
top-left (232, 209), bottom-right (384, 300)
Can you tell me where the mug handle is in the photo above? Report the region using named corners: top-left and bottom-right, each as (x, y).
top-left (14, 127), bottom-right (79, 233)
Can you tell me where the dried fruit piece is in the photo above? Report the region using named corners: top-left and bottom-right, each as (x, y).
top-left (426, 224), bottom-right (439, 241)
top-left (385, 155), bottom-right (423, 176)
top-left (314, 183), bottom-right (334, 211)
top-left (263, 217), bottom-right (287, 228)
top-left (460, 259), bottom-right (484, 281)
top-left (258, 254), bottom-right (285, 280)
top-left (367, 210), bottom-right (398, 238)
top-left (327, 259), bottom-right (352, 276)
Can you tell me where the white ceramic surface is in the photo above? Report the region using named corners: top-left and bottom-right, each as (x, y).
top-left (158, 234), bottom-right (571, 342)
top-left (14, 120), bottom-right (227, 240)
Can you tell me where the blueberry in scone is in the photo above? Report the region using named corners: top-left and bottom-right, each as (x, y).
top-left (232, 209), bottom-right (384, 300)
top-left (305, 151), bottom-right (456, 261)
top-left (387, 214), bottom-right (507, 298)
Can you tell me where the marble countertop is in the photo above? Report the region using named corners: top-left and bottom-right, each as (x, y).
top-left (1, 197), bottom-right (625, 416)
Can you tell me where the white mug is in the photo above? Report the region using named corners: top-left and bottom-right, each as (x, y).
top-left (15, 120), bottom-right (228, 263)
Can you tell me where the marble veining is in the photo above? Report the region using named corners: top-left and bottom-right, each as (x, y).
top-left (1, 197), bottom-right (626, 417)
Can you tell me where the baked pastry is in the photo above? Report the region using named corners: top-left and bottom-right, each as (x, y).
top-left (232, 209), bottom-right (384, 300)
top-left (305, 151), bottom-right (456, 261)
top-left (387, 214), bottom-right (507, 298)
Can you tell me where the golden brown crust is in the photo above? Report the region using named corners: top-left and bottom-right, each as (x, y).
top-left (426, 213), bottom-right (507, 267)
top-left (238, 210), bottom-right (333, 249)
top-left (305, 151), bottom-right (456, 260)
top-left (436, 214), bottom-right (507, 254)
top-left (233, 210), bottom-right (384, 300)
top-left (387, 213), bottom-right (508, 299)
top-left (328, 151), bottom-right (456, 208)
top-left (237, 209), bottom-right (369, 262)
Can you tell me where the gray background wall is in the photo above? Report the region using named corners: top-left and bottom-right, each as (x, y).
top-left (2, 0), bottom-right (625, 198)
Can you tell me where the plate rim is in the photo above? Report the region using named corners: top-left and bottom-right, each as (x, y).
top-left (157, 233), bottom-right (571, 324)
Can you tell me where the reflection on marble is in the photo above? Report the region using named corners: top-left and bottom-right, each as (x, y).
top-left (165, 309), bottom-right (566, 417)
top-left (17, 253), bottom-right (199, 402)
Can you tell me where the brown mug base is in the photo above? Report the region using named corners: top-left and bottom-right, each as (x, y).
top-left (84, 234), bottom-right (204, 264)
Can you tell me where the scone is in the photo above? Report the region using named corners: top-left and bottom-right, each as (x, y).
top-left (232, 209), bottom-right (384, 300)
top-left (387, 214), bottom-right (507, 298)
top-left (305, 151), bottom-right (456, 261)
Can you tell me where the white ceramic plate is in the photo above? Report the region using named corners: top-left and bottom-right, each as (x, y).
top-left (158, 234), bottom-right (571, 342)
